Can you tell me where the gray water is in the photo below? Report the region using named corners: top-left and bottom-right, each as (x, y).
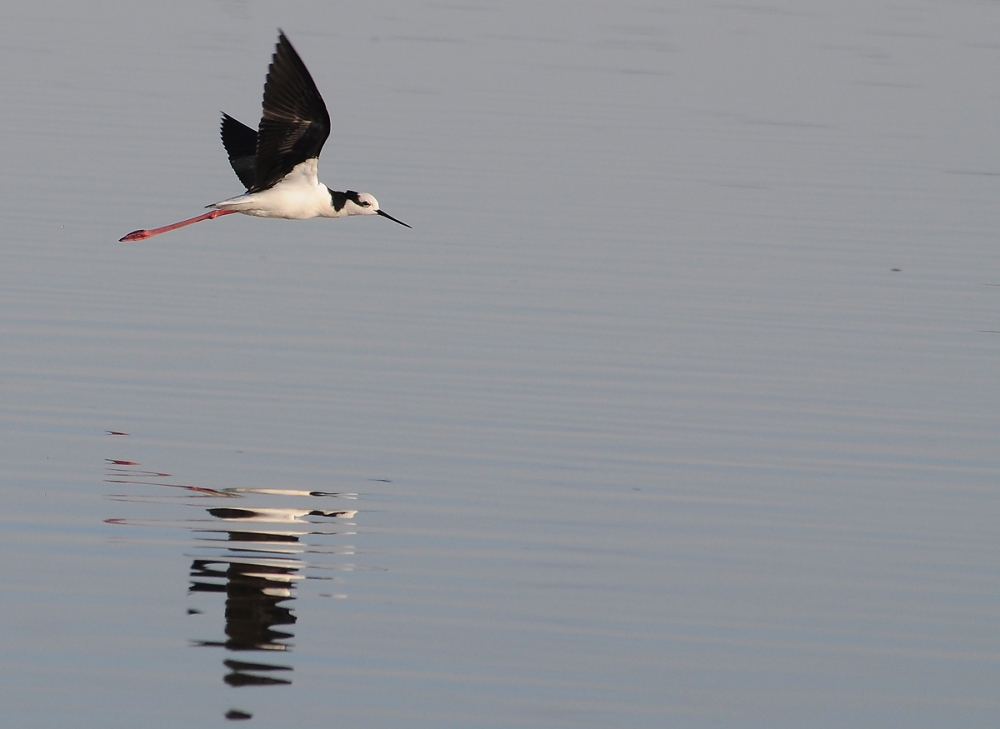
top-left (1, 1), bottom-right (998, 726)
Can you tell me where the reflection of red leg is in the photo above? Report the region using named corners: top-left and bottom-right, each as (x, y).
top-left (120, 209), bottom-right (238, 242)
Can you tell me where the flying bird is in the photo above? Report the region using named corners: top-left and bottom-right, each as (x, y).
top-left (120, 31), bottom-right (409, 242)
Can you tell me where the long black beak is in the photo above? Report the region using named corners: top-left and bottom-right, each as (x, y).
top-left (377, 209), bottom-right (411, 228)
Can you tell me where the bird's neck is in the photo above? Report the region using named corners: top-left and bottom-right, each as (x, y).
top-left (327, 187), bottom-right (350, 213)
top-left (326, 187), bottom-right (367, 218)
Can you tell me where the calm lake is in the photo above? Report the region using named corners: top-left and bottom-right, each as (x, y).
top-left (1, 1), bottom-right (998, 726)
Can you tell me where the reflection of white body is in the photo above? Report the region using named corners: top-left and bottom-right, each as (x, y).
top-left (229, 488), bottom-right (357, 499)
top-left (210, 507), bottom-right (357, 522)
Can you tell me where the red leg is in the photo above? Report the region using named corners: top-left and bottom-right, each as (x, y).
top-left (120, 209), bottom-right (238, 242)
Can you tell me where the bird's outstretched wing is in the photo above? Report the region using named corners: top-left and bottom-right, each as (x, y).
top-left (220, 113), bottom-right (258, 190)
top-left (252, 31), bottom-right (331, 193)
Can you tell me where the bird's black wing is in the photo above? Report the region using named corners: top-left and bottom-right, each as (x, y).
top-left (220, 113), bottom-right (258, 190)
top-left (252, 31), bottom-right (331, 193)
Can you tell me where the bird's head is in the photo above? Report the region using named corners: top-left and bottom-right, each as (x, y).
top-left (345, 191), bottom-right (411, 228)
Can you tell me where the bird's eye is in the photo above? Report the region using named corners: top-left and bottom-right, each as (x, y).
top-left (362, 200), bottom-right (371, 207)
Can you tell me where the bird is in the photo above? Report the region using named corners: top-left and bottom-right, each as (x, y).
top-left (120, 31), bottom-right (409, 242)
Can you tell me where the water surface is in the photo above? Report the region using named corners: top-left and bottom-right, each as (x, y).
top-left (1, 1), bottom-right (998, 726)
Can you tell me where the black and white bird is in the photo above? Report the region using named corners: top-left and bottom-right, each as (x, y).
top-left (121, 31), bottom-right (409, 242)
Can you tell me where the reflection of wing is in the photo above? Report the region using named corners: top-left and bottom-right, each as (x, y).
top-left (190, 557), bottom-right (298, 676)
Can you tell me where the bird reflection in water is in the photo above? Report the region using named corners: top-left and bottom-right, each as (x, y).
top-left (189, 507), bottom-right (354, 687)
top-left (104, 450), bottom-right (357, 719)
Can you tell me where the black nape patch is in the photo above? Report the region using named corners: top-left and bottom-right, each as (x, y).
top-left (329, 189), bottom-right (362, 212)
top-left (328, 188), bottom-right (347, 212)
